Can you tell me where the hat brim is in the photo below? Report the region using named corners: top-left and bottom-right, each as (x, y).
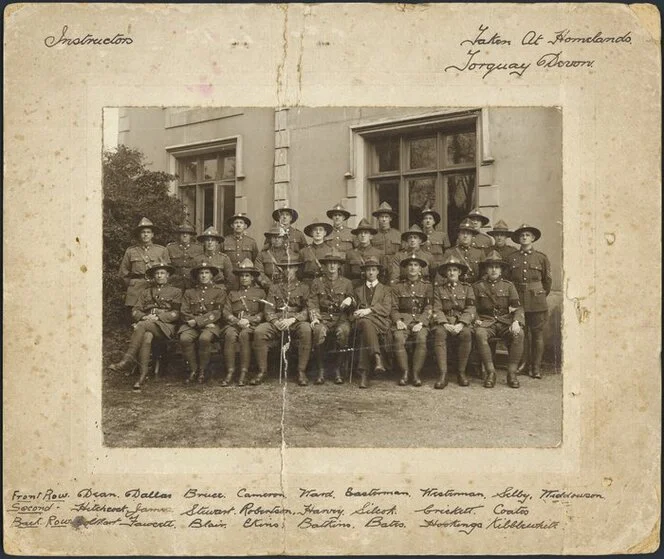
top-left (190, 265), bottom-right (220, 279)
top-left (458, 226), bottom-right (479, 235)
top-left (197, 234), bottom-right (224, 242)
top-left (232, 268), bottom-right (260, 276)
top-left (401, 232), bottom-right (428, 243)
top-left (146, 264), bottom-right (175, 277)
top-left (467, 215), bottom-right (490, 226)
top-left (134, 225), bottom-right (158, 235)
top-left (480, 260), bottom-right (510, 270)
top-left (372, 209), bottom-right (398, 218)
top-left (421, 211), bottom-right (441, 225)
top-left (511, 227), bottom-right (541, 242)
top-left (438, 262), bottom-right (469, 274)
top-left (400, 257), bottom-right (428, 268)
top-left (276, 261), bottom-right (304, 267)
top-left (351, 226), bottom-right (378, 235)
top-left (487, 229), bottom-right (513, 238)
top-left (227, 215), bottom-right (252, 229)
top-left (359, 262), bottom-right (384, 269)
top-left (303, 222), bottom-right (333, 237)
top-left (272, 208), bottom-right (299, 223)
top-left (318, 257), bottom-right (345, 264)
top-left (176, 228), bottom-right (197, 235)
top-left (326, 209), bottom-right (351, 220)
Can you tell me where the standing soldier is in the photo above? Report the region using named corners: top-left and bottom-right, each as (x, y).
top-left (178, 262), bottom-right (227, 385)
top-left (193, 226), bottom-right (234, 287)
top-left (166, 222), bottom-right (203, 290)
top-left (222, 212), bottom-right (259, 290)
top-left (301, 217), bottom-right (333, 286)
top-left (390, 253), bottom-right (432, 387)
top-left (431, 254), bottom-right (476, 389)
top-left (325, 202), bottom-right (356, 254)
top-left (110, 260), bottom-right (182, 391)
top-left (308, 250), bottom-right (355, 385)
top-left (389, 225), bottom-right (433, 284)
top-left (269, 204), bottom-right (308, 253)
top-left (443, 219), bottom-right (485, 285)
top-left (351, 256), bottom-right (391, 389)
top-left (252, 256), bottom-right (312, 386)
top-left (118, 217), bottom-right (171, 319)
top-left (464, 208), bottom-right (495, 251)
top-left (472, 251), bottom-right (525, 388)
top-left (487, 219), bottom-right (517, 260)
top-left (255, 225), bottom-right (290, 290)
top-left (506, 224), bottom-right (552, 379)
top-left (420, 204), bottom-right (451, 271)
top-left (345, 218), bottom-right (382, 286)
top-left (371, 202), bottom-right (402, 270)
top-left (221, 259), bottom-right (266, 387)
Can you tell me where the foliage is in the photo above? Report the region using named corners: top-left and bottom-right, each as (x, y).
top-left (103, 145), bottom-right (185, 327)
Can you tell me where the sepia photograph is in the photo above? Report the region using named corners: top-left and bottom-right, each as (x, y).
top-left (102, 106), bottom-right (563, 449)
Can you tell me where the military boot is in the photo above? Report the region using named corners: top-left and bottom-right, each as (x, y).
top-left (457, 370), bottom-right (470, 387)
top-left (109, 334), bottom-right (142, 374)
top-left (507, 370), bottom-right (520, 388)
top-left (314, 347), bottom-right (326, 385)
top-left (298, 370), bottom-right (309, 386)
top-left (221, 369), bottom-right (234, 387)
top-left (238, 369), bottom-right (248, 387)
top-left (359, 369), bottom-right (369, 389)
top-left (483, 369), bottom-right (496, 388)
top-left (411, 369), bottom-right (422, 387)
top-left (133, 338), bottom-right (152, 390)
top-left (197, 369), bottom-right (206, 384)
top-left (185, 369), bottom-right (198, 384)
top-left (250, 371), bottom-right (266, 386)
top-left (333, 353), bottom-right (344, 384)
top-left (373, 353), bottom-right (386, 374)
top-left (434, 370), bottom-right (448, 390)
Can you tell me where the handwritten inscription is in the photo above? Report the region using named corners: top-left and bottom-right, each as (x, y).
top-left (44, 25), bottom-right (133, 48)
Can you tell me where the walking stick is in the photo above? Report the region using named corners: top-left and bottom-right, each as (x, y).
top-left (349, 321), bottom-right (358, 384)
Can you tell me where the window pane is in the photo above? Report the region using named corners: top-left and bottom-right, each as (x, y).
top-left (202, 185), bottom-right (215, 229)
top-left (372, 179), bottom-right (399, 219)
top-left (180, 186), bottom-right (196, 227)
top-left (409, 136), bottom-right (436, 169)
top-left (374, 137), bottom-right (400, 172)
top-left (446, 132), bottom-right (476, 165)
top-left (222, 156), bottom-right (236, 179)
top-left (220, 184), bottom-right (236, 236)
top-left (407, 177), bottom-right (436, 228)
top-left (446, 172), bottom-right (476, 243)
top-left (180, 158), bottom-right (198, 183)
top-left (203, 156), bottom-right (218, 180)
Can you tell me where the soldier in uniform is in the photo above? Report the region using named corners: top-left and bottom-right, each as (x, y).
top-left (193, 226), bottom-right (234, 287)
top-left (389, 225), bottom-right (432, 284)
top-left (420, 204), bottom-right (451, 270)
top-left (110, 261), bottom-right (182, 391)
top-left (220, 259), bottom-right (266, 387)
top-left (443, 219), bottom-right (485, 284)
top-left (390, 253), bottom-right (432, 387)
top-left (166, 222), bottom-right (203, 290)
top-left (301, 217), bottom-right (333, 285)
top-left (371, 202), bottom-right (402, 270)
top-left (351, 256), bottom-right (391, 389)
top-left (252, 256), bottom-right (312, 386)
top-left (325, 202), bottom-right (356, 254)
top-left (118, 217), bottom-right (171, 318)
top-left (345, 218), bottom-right (382, 286)
top-left (255, 225), bottom-right (290, 289)
top-left (269, 204), bottom-right (308, 253)
top-left (472, 251), bottom-right (525, 389)
top-left (178, 262), bottom-right (227, 384)
top-left (431, 254), bottom-right (476, 389)
top-left (464, 208), bottom-right (495, 251)
top-left (487, 219), bottom-right (517, 260)
top-left (308, 250), bottom-right (355, 385)
top-left (506, 224), bottom-right (552, 379)
top-left (222, 213), bottom-right (259, 290)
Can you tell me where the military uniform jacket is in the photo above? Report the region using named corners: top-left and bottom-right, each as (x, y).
top-left (193, 251), bottom-right (234, 287)
top-left (132, 283), bottom-right (182, 338)
top-left (255, 247), bottom-right (289, 288)
top-left (389, 249), bottom-right (433, 284)
top-left (178, 283), bottom-right (227, 336)
top-left (433, 281), bottom-right (475, 326)
top-left (118, 243), bottom-right (171, 305)
top-left (301, 241), bottom-right (332, 281)
top-left (222, 234), bottom-right (259, 268)
top-left (166, 242), bottom-right (203, 288)
top-left (444, 245), bottom-right (485, 284)
top-left (422, 229), bottom-right (451, 267)
top-left (505, 248), bottom-right (552, 312)
top-left (472, 278), bottom-right (525, 327)
top-left (390, 279), bottom-right (432, 327)
top-left (372, 228), bottom-right (402, 258)
top-left (326, 225), bottom-right (355, 253)
top-left (262, 226), bottom-right (307, 254)
top-left (265, 280), bottom-right (310, 323)
top-left (345, 245), bottom-right (383, 281)
top-left (222, 285), bottom-right (266, 327)
top-left (307, 276), bottom-right (354, 323)
top-left (352, 282), bottom-right (392, 334)
top-left (495, 244), bottom-right (517, 260)
top-left (471, 231), bottom-right (494, 251)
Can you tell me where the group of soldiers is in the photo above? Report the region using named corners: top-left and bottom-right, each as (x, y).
top-left (110, 201), bottom-right (552, 391)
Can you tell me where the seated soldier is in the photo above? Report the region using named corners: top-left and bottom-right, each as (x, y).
top-left (222, 212), bottom-right (259, 290)
top-left (443, 218), bottom-right (484, 285)
top-left (464, 208), bottom-right (494, 251)
top-left (221, 259), bottom-right (266, 387)
top-left (109, 260), bottom-right (182, 391)
top-left (420, 204), bottom-right (451, 270)
top-left (345, 218), bottom-right (382, 286)
top-left (389, 225), bottom-right (432, 285)
top-left (472, 251), bottom-right (525, 389)
top-left (351, 256), bottom-right (391, 389)
top-left (266, 204), bottom-right (307, 253)
top-left (487, 219), bottom-right (518, 260)
top-left (178, 262), bottom-right (227, 384)
top-left (252, 255), bottom-right (312, 386)
top-left (390, 254), bottom-right (432, 387)
top-left (432, 254), bottom-right (476, 389)
top-left (166, 222), bottom-right (203, 290)
top-left (308, 250), bottom-right (354, 385)
top-left (301, 217), bottom-right (333, 286)
top-left (193, 226), bottom-right (234, 287)
top-left (371, 202), bottom-right (402, 270)
top-left (255, 225), bottom-right (290, 290)
top-left (325, 202), bottom-right (356, 254)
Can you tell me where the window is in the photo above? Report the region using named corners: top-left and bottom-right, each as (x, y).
top-left (365, 116), bottom-right (478, 243)
top-left (169, 139), bottom-right (239, 235)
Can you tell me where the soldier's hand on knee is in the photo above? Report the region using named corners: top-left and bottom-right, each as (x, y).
top-left (238, 318), bottom-right (250, 328)
top-left (396, 320), bottom-right (407, 331)
top-left (412, 322), bottom-right (423, 333)
top-left (510, 320), bottom-right (521, 336)
top-left (443, 323), bottom-right (456, 334)
top-left (340, 297), bottom-right (352, 309)
top-left (205, 323), bottom-right (216, 330)
top-left (187, 320), bottom-right (196, 327)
